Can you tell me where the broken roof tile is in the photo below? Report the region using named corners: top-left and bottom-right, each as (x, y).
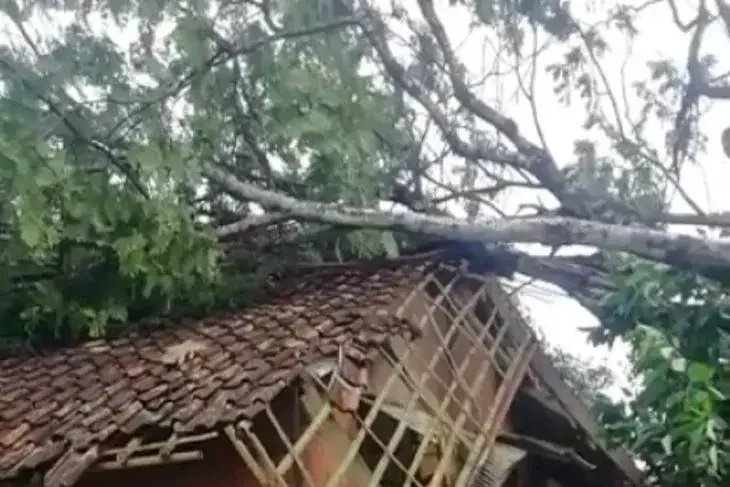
top-left (0, 257), bottom-right (433, 480)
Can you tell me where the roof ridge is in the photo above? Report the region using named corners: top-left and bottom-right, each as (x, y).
top-left (275, 247), bottom-right (446, 273)
top-left (274, 240), bottom-right (519, 280)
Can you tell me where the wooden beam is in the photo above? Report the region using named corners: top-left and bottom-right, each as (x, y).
top-left (469, 442), bottom-right (527, 487)
top-left (94, 451), bottom-right (203, 470)
top-left (98, 431), bottom-right (218, 464)
top-left (483, 279), bottom-right (644, 485)
top-left (224, 425), bottom-right (270, 487)
top-left (277, 380), bottom-right (332, 477)
top-left (497, 433), bottom-right (596, 471)
top-left (238, 423), bottom-right (289, 487)
top-left (454, 337), bottom-right (537, 486)
top-left (300, 376), bottom-right (374, 487)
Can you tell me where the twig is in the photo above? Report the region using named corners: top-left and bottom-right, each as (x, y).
top-left (0, 58), bottom-right (150, 198)
top-left (106, 17), bottom-right (360, 141)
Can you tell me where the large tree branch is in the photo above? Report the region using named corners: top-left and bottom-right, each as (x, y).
top-left (362, 7), bottom-right (639, 224)
top-left (510, 253), bottom-right (613, 312)
top-left (414, 0), bottom-right (620, 219)
top-left (203, 165), bottom-right (730, 280)
top-left (217, 212), bottom-right (290, 238)
top-left (668, 1), bottom-right (730, 101)
top-left (220, 221), bottom-right (332, 260)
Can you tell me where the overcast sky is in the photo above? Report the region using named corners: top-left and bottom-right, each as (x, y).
top-left (3, 0), bottom-right (729, 397)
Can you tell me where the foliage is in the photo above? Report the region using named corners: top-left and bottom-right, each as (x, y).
top-left (0, 0), bottom-right (397, 351)
top-left (595, 259), bottom-right (730, 485)
top-left (0, 99), bottom-right (220, 349)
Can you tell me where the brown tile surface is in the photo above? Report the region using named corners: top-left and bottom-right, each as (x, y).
top-left (0, 257), bottom-right (433, 481)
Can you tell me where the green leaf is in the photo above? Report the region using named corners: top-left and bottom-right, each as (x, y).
top-left (688, 363), bottom-right (714, 383)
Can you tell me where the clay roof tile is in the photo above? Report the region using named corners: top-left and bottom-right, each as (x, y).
top-left (0, 256), bottom-right (433, 480)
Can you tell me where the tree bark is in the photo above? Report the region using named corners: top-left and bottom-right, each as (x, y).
top-left (204, 165), bottom-right (730, 280)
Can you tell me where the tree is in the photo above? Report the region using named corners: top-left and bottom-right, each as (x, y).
top-left (592, 258), bottom-right (730, 486)
top-left (1, 0), bottom-right (730, 444)
top-left (6, 0), bottom-right (730, 482)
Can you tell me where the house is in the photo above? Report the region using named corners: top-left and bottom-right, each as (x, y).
top-left (0, 244), bottom-right (643, 487)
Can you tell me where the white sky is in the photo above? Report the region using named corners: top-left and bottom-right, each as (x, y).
top-left (3, 0), bottom-right (728, 398)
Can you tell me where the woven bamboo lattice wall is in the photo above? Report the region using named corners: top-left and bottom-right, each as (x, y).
top-left (225, 267), bottom-right (538, 487)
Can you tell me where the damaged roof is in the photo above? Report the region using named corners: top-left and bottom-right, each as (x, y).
top-left (0, 257), bottom-right (431, 483)
top-left (0, 244), bottom-right (643, 485)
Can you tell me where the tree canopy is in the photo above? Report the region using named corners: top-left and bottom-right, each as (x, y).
top-left (3, 0), bottom-right (730, 483)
